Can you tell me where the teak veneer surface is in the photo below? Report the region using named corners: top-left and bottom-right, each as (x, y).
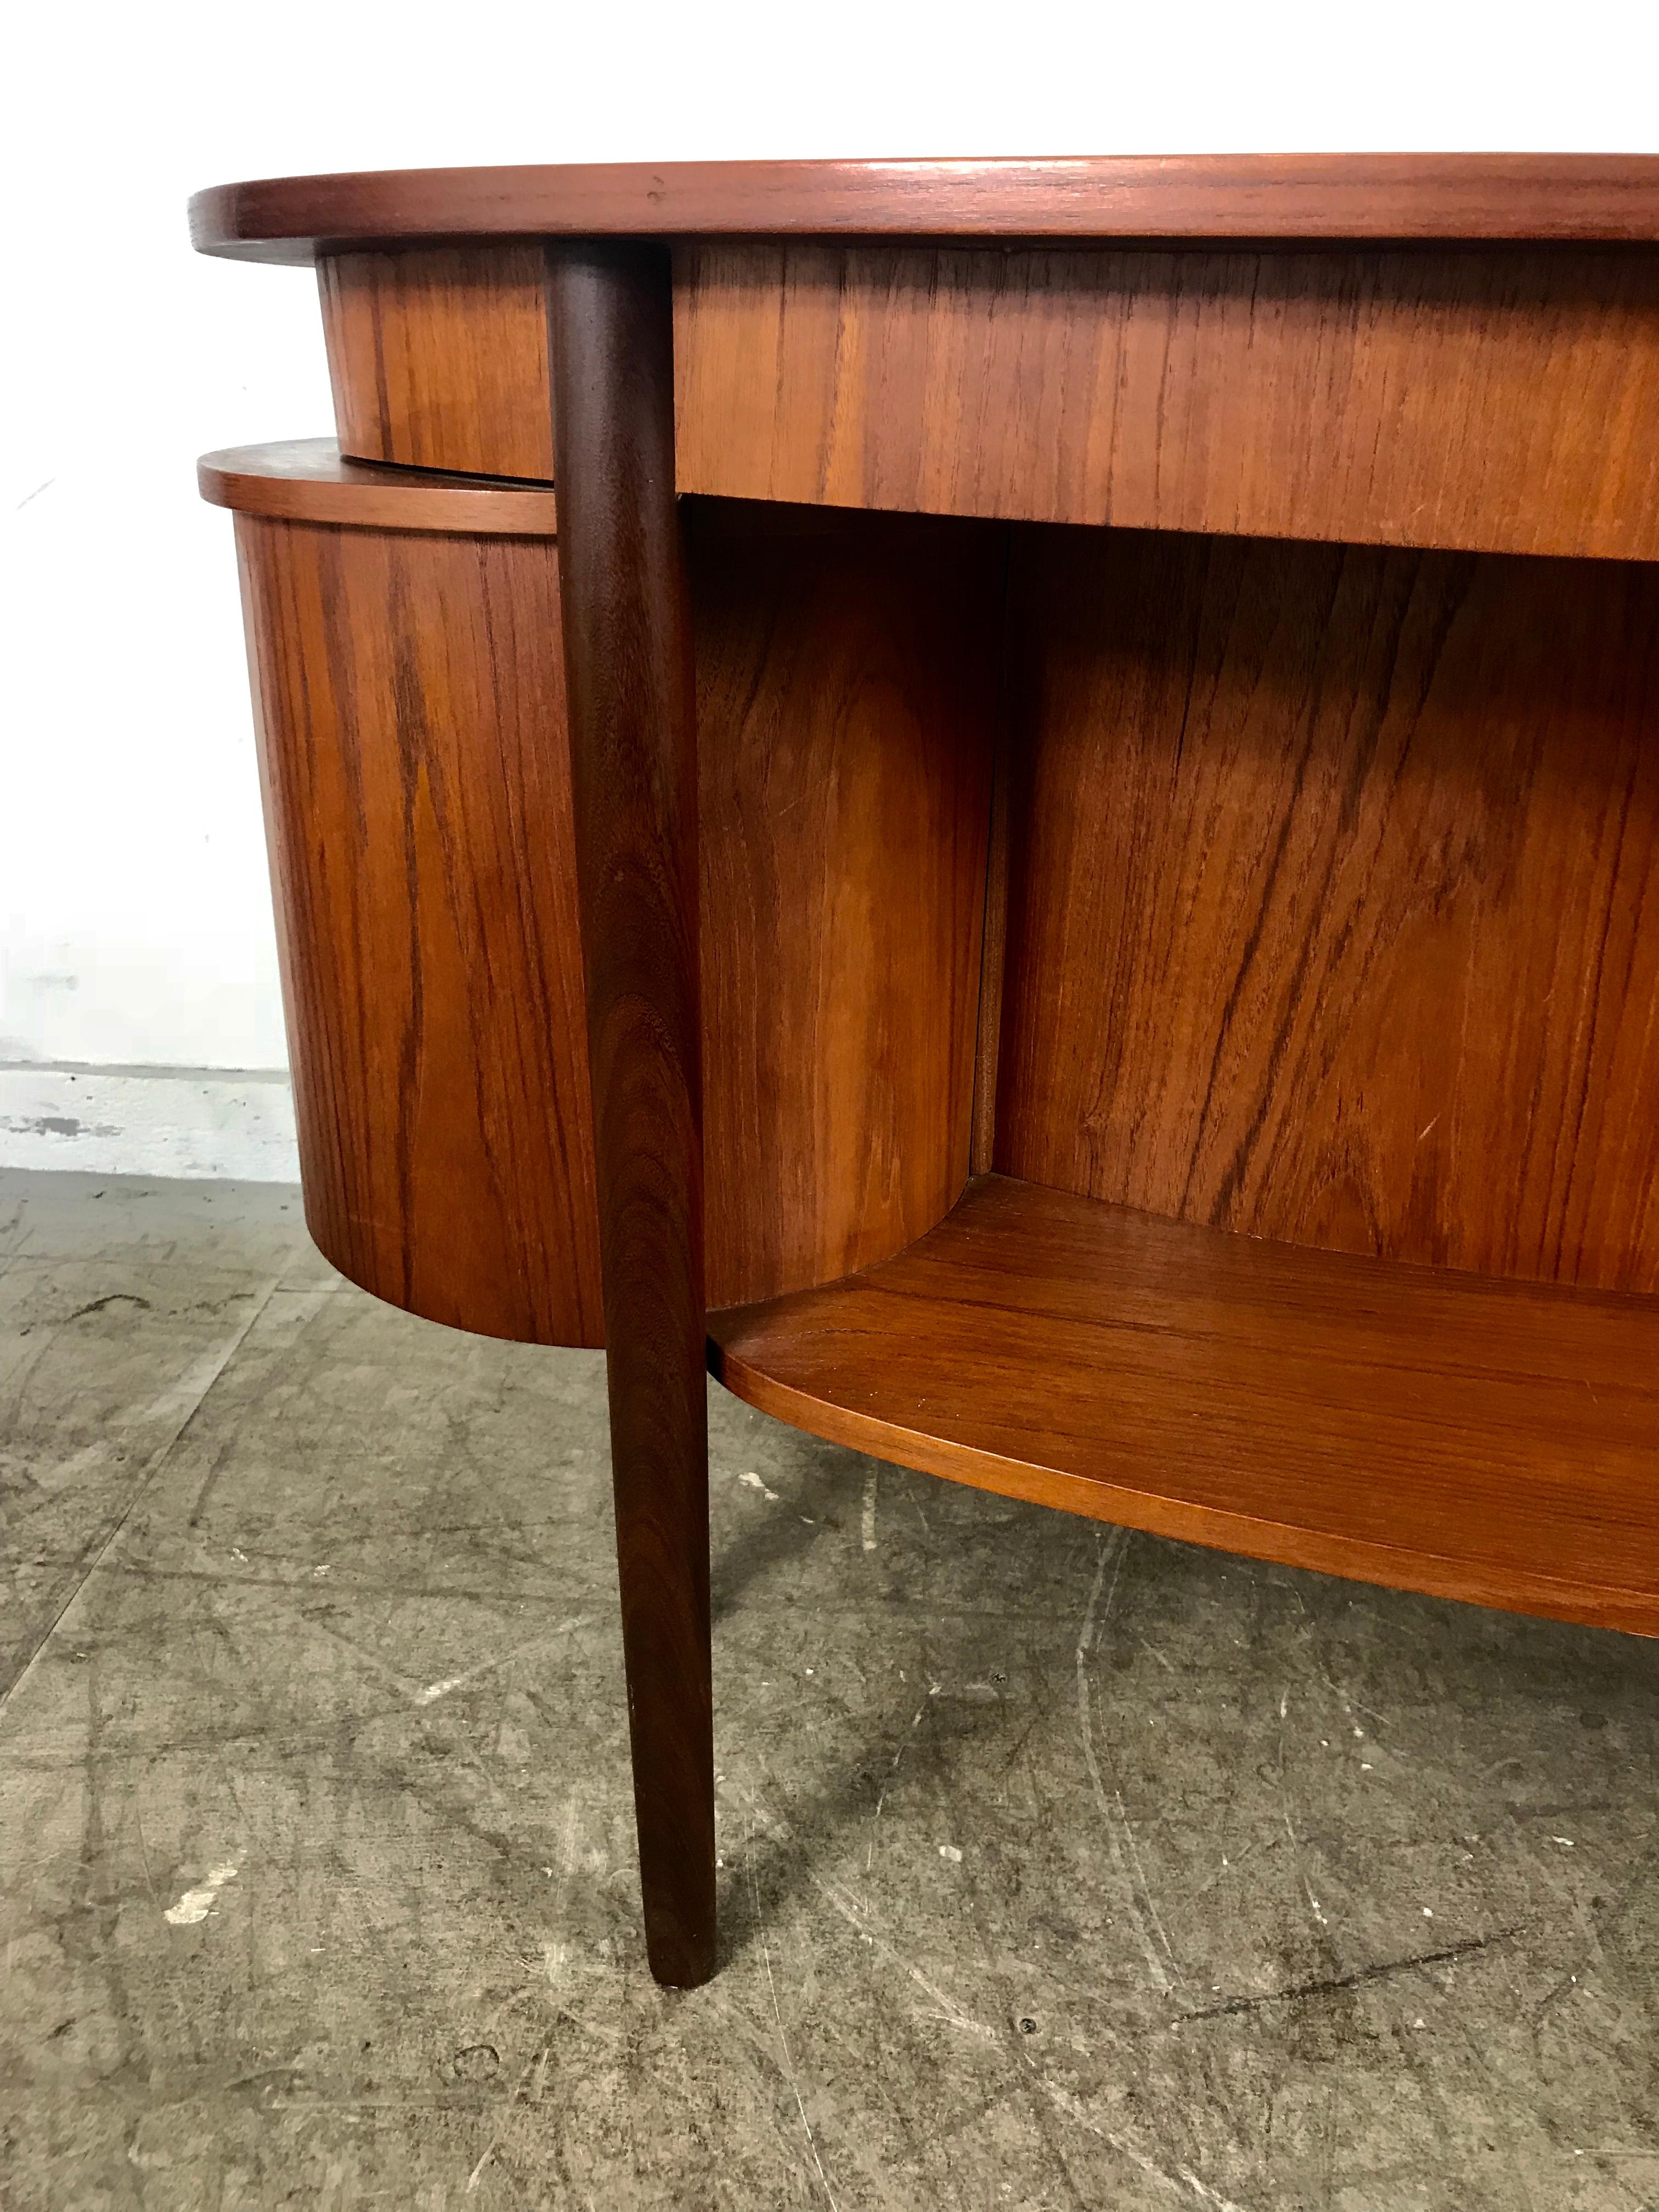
top-left (190, 155), bottom-right (1659, 263)
top-left (299, 236), bottom-right (1659, 560)
top-left (709, 1175), bottom-right (1659, 1636)
top-left (691, 500), bottom-right (998, 1300)
top-left (235, 511), bottom-right (605, 1346)
top-left (213, 454), bottom-right (993, 1331)
top-left (319, 248), bottom-right (557, 481)
top-left (992, 528), bottom-right (1659, 1294)
top-left (675, 243), bottom-right (1659, 559)
top-left (200, 438), bottom-right (558, 532)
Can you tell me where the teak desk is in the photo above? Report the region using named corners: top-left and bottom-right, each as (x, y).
top-left (192, 156), bottom-right (1659, 1986)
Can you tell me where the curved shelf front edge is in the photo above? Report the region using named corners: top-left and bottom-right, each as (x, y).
top-left (707, 1173), bottom-right (1659, 1635)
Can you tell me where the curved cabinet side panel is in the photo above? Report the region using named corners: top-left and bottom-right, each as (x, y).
top-left (233, 512), bottom-right (605, 1344)
top-left (692, 501), bottom-right (1002, 1305)
top-left (317, 247), bottom-right (556, 481)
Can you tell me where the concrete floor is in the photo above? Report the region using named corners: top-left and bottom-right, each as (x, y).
top-left (1, 1170), bottom-right (1655, 2211)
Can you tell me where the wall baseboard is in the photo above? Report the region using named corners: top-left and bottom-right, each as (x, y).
top-left (0, 1064), bottom-right (299, 1181)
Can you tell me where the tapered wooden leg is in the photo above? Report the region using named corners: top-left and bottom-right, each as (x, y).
top-left (548, 241), bottom-right (715, 1987)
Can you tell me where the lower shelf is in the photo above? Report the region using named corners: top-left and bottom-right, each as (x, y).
top-left (708, 1174), bottom-right (1659, 1635)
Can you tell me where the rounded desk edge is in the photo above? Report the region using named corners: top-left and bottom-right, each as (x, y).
top-left (198, 439), bottom-right (560, 535)
top-left (190, 154), bottom-right (1659, 264)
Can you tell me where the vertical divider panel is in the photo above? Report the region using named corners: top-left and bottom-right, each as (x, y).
top-left (691, 500), bottom-right (1005, 1305)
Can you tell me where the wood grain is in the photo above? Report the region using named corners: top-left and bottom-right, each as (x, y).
top-left (211, 452), bottom-right (998, 1327)
top-left (190, 155), bottom-right (1659, 266)
top-left (691, 499), bottom-right (1001, 1304)
top-left (201, 438), bottom-right (557, 533)
top-left (549, 242), bottom-right (713, 1989)
top-left (318, 246), bottom-right (556, 479)
top-left (675, 243), bottom-right (1659, 560)
top-left (233, 512), bottom-right (603, 1344)
top-left (970, 571), bottom-right (1017, 1177)
top-left (992, 526), bottom-right (1659, 1294)
top-left (710, 1174), bottom-right (1659, 1637)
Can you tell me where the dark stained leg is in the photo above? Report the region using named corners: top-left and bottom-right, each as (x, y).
top-left (546, 242), bottom-right (715, 1987)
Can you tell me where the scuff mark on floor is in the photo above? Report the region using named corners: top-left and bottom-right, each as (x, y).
top-left (1171, 1928), bottom-right (1521, 2024)
top-left (414, 1620), bottom-right (590, 1706)
top-left (163, 1859), bottom-right (240, 1926)
top-left (1076, 1528), bottom-right (1178, 1992)
top-left (748, 1804), bottom-right (843, 2210)
top-left (465, 2041), bottom-right (550, 2194)
top-left (1032, 2066), bottom-right (1254, 2212)
top-left (727, 1774), bottom-right (998, 2045)
top-left (65, 1292), bottom-right (153, 1321)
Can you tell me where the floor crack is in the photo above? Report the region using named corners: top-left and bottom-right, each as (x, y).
top-left (0, 1267), bottom-right (288, 1717)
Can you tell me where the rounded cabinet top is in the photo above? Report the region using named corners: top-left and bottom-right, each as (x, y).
top-left (198, 440), bottom-right (559, 534)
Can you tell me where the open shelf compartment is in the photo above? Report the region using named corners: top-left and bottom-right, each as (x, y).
top-left (709, 1175), bottom-right (1659, 1635)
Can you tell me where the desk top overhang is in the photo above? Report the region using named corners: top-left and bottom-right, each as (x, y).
top-left (190, 153), bottom-right (1659, 262)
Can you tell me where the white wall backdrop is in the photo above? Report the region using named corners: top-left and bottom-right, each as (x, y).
top-left (3, 0), bottom-right (1655, 1169)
